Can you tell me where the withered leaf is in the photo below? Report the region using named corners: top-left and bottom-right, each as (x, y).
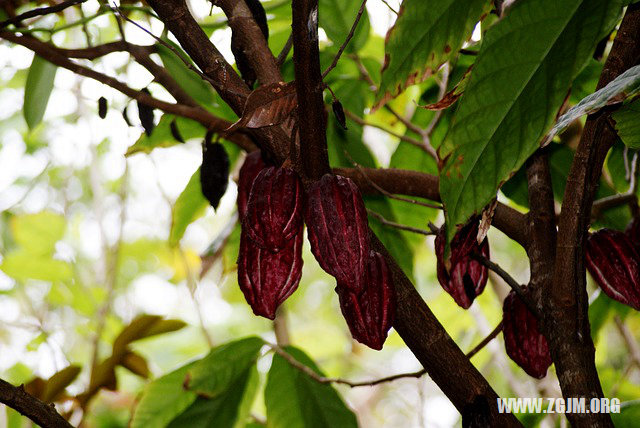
top-left (227, 81), bottom-right (297, 131)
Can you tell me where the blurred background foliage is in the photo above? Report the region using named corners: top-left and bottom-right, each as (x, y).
top-left (0, 0), bottom-right (639, 427)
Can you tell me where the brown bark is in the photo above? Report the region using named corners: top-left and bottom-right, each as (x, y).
top-left (0, 378), bottom-right (73, 428)
top-left (545, 4), bottom-right (640, 427)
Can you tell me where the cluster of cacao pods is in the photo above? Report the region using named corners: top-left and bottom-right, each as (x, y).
top-left (502, 289), bottom-right (552, 378)
top-left (235, 155), bottom-right (395, 349)
top-left (435, 220), bottom-right (489, 309)
top-left (586, 219), bottom-right (640, 311)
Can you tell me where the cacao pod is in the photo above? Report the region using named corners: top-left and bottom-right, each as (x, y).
top-left (502, 290), bottom-right (552, 379)
top-left (586, 229), bottom-right (640, 311)
top-left (237, 227), bottom-right (303, 319)
top-left (231, 0), bottom-right (269, 88)
top-left (305, 174), bottom-right (370, 293)
top-left (332, 99), bottom-right (347, 130)
top-left (170, 119), bottom-right (184, 143)
top-left (138, 88), bottom-right (155, 136)
top-left (626, 217), bottom-right (640, 253)
top-left (244, 166), bottom-right (303, 251)
top-left (435, 220), bottom-right (489, 309)
top-left (200, 142), bottom-right (230, 210)
top-left (237, 151), bottom-right (267, 219)
top-left (98, 96), bottom-right (107, 119)
top-left (336, 251), bottom-right (395, 350)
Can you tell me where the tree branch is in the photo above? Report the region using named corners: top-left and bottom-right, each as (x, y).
top-left (292, 0), bottom-right (330, 179)
top-left (366, 209), bottom-right (434, 236)
top-left (547, 4), bottom-right (640, 427)
top-left (216, 0), bottom-right (281, 85)
top-left (0, 31), bottom-right (255, 152)
top-left (0, 378), bottom-right (73, 428)
top-left (0, 0), bottom-right (87, 29)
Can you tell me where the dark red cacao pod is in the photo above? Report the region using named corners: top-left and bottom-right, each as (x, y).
top-left (244, 166), bottom-right (303, 252)
top-left (237, 151), bottom-right (267, 219)
top-left (626, 217), bottom-right (640, 253)
top-left (200, 142), bottom-right (230, 210)
top-left (237, 227), bottom-right (303, 319)
top-left (336, 251), bottom-right (395, 350)
top-left (305, 174), bottom-right (370, 293)
top-left (502, 290), bottom-right (552, 379)
top-left (435, 220), bottom-right (489, 309)
top-left (586, 229), bottom-right (640, 311)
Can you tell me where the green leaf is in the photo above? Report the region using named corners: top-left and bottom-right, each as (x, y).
top-left (157, 41), bottom-right (215, 106)
top-left (186, 336), bottom-right (264, 397)
top-left (613, 99), bottom-right (640, 149)
top-left (169, 168), bottom-right (209, 246)
top-left (24, 55), bottom-right (57, 130)
top-left (365, 195), bottom-right (414, 281)
top-left (439, 0), bottom-right (622, 246)
top-left (113, 315), bottom-right (186, 355)
top-left (319, 0), bottom-right (370, 54)
top-left (131, 362), bottom-right (199, 428)
top-left (0, 252), bottom-right (72, 282)
top-left (42, 365), bottom-right (81, 402)
top-left (126, 115), bottom-right (207, 156)
top-left (265, 346), bottom-right (357, 428)
top-left (169, 366), bottom-right (259, 428)
top-left (376, 0), bottom-right (489, 108)
top-left (120, 351), bottom-right (151, 378)
top-left (10, 211), bottom-right (66, 256)
top-left (550, 64), bottom-right (640, 142)
top-left (613, 400), bottom-right (640, 428)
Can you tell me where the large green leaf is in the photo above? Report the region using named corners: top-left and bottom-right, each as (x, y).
top-left (376, 0), bottom-right (489, 107)
top-left (186, 336), bottom-right (264, 397)
top-left (265, 346), bottom-right (357, 428)
top-left (169, 366), bottom-right (259, 428)
top-left (169, 167), bottom-right (209, 246)
top-left (130, 362), bottom-right (199, 428)
top-left (439, 0), bottom-right (622, 245)
top-left (23, 55), bottom-right (57, 130)
top-left (156, 41), bottom-right (215, 106)
top-left (613, 98), bottom-right (640, 149)
top-left (319, 0), bottom-right (370, 54)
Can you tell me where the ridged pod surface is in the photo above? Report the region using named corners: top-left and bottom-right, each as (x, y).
top-left (237, 151), bottom-right (267, 219)
top-left (305, 174), bottom-right (370, 293)
top-left (244, 166), bottom-right (303, 252)
top-left (586, 229), bottom-right (640, 311)
top-left (503, 290), bottom-right (552, 379)
top-left (336, 251), bottom-right (395, 350)
top-left (237, 227), bottom-right (303, 319)
top-left (435, 220), bottom-right (489, 309)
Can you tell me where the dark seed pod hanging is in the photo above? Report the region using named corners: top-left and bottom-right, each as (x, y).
top-left (231, 0), bottom-right (269, 88)
top-left (502, 289), bottom-right (552, 379)
top-left (586, 229), bottom-right (640, 311)
top-left (98, 96), bottom-right (107, 119)
top-left (138, 88), bottom-right (155, 136)
top-left (122, 106), bottom-right (132, 126)
top-left (200, 141), bottom-right (230, 210)
top-left (332, 99), bottom-right (347, 130)
top-left (170, 119), bottom-right (185, 143)
top-left (237, 151), bottom-right (267, 220)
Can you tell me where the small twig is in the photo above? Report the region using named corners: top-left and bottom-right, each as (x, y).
top-left (384, 105), bottom-right (426, 138)
top-left (471, 253), bottom-right (540, 318)
top-left (379, 0), bottom-right (398, 15)
top-left (267, 320), bottom-right (502, 388)
top-left (276, 33), bottom-right (293, 66)
top-left (322, 0), bottom-right (368, 79)
top-left (0, 0), bottom-right (87, 29)
top-left (591, 193), bottom-right (637, 218)
top-left (614, 315), bottom-right (640, 369)
top-left (367, 209), bottom-right (434, 236)
top-left (344, 109), bottom-right (432, 155)
top-left (77, 3), bottom-right (93, 47)
top-left (466, 321), bottom-right (503, 359)
top-left (347, 157), bottom-right (441, 209)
